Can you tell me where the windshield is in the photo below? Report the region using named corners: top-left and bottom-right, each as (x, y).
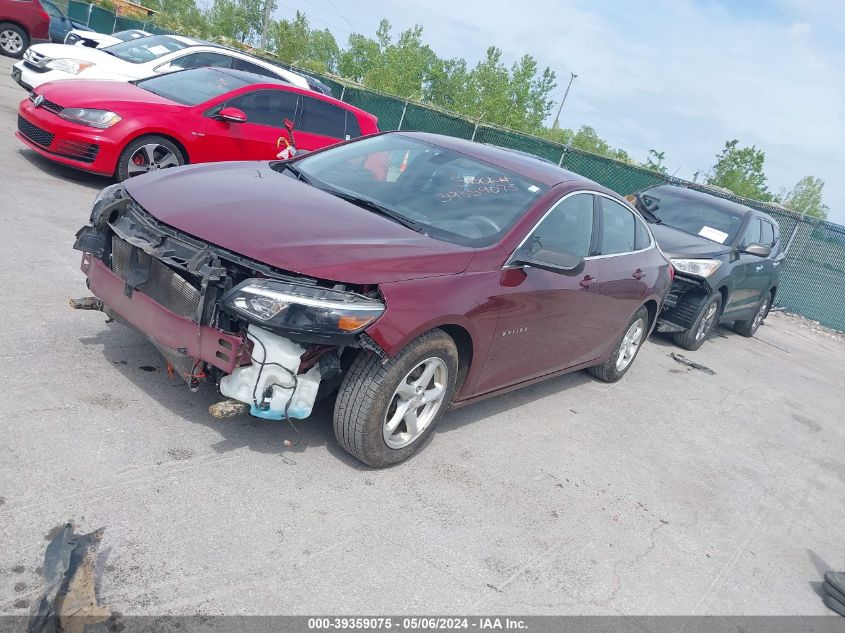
top-left (643, 188), bottom-right (744, 245)
top-left (280, 135), bottom-right (550, 247)
top-left (113, 30), bottom-right (149, 42)
top-left (136, 68), bottom-right (250, 106)
top-left (103, 35), bottom-right (189, 63)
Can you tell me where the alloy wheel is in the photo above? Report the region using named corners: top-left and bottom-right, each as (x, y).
top-left (753, 297), bottom-right (770, 332)
top-left (695, 301), bottom-right (719, 342)
top-left (616, 318), bottom-right (645, 372)
top-left (383, 357), bottom-right (448, 449)
top-left (127, 143), bottom-right (180, 177)
top-left (0, 29), bottom-right (24, 55)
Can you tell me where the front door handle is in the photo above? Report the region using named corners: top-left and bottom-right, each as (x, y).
top-left (755, 265), bottom-right (764, 272)
top-left (632, 268), bottom-right (646, 280)
top-left (579, 274), bottom-right (597, 289)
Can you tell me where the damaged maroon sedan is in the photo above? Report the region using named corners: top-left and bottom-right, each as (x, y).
top-left (73, 132), bottom-right (672, 467)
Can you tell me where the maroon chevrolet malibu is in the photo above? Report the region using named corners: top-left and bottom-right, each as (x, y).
top-left (73, 131), bottom-right (673, 466)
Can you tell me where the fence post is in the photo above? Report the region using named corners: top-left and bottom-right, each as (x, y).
top-left (86, 2), bottom-right (92, 26)
top-left (558, 143), bottom-right (571, 167)
top-left (339, 85), bottom-right (346, 102)
top-left (471, 121), bottom-right (479, 141)
top-left (783, 216), bottom-right (805, 255)
top-left (397, 101), bottom-right (408, 130)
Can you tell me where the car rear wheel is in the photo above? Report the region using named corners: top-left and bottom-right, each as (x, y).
top-left (588, 306), bottom-right (648, 383)
top-left (116, 136), bottom-right (185, 182)
top-left (333, 329), bottom-right (458, 468)
top-left (672, 293), bottom-right (722, 351)
top-left (0, 23), bottom-right (28, 58)
top-left (733, 292), bottom-right (771, 337)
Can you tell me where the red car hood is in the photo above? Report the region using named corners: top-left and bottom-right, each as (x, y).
top-left (38, 79), bottom-right (180, 110)
top-left (123, 162), bottom-right (475, 284)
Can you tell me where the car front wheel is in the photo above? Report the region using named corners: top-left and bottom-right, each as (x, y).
top-left (672, 293), bottom-right (722, 351)
top-left (333, 329), bottom-right (459, 467)
top-left (0, 23), bottom-right (28, 58)
top-left (116, 135), bottom-right (185, 181)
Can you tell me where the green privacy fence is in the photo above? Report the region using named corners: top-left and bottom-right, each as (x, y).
top-left (61, 1), bottom-right (845, 331)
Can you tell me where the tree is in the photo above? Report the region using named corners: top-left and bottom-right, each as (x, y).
top-left (206, 0), bottom-right (270, 44)
top-left (780, 176), bottom-right (829, 220)
top-left (272, 12), bottom-right (340, 73)
top-left (645, 149), bottom-right (667, 174)
top-left (707, 139), bottom-right (772, 201)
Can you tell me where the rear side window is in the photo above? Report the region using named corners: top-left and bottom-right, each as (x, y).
top-left (528, 193), bottom-right (594, 258)
top-left (226, 89), bottom-right (298, 127)
top-left (741, 218), bottom-right (762, 247)
top-left (299, 96), bottom-right (347, 139)
top-left (760, 220), bottom-right (776, 246)
top-left (634, 219), bottom-right (651, 250)
top-left (232, 58), bottom-right (283, 79)
top-left (599, 198), bottom-right (637, 255)
top-left (345, 112), bottom-right (362, 138)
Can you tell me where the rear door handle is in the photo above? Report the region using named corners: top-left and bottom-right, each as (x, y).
top-left (632, 268), bottom-right (646, 280)
top-left (579, 275), bottom-right (597, 288)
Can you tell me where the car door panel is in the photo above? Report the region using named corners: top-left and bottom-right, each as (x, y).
top-left (725, 218), bottom-right (767, 314)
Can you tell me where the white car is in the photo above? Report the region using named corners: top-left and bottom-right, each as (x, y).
top-left (12, 34), bottom-right (311, 91)
top-left (64, 28), bottom-right (150, 48)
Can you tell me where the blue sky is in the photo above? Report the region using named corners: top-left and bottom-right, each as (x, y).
top-left (274, 0), bottom-right (845, 223)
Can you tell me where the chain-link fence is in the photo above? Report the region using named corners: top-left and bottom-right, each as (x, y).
top-left (61, 1), bottom-right (845, 331)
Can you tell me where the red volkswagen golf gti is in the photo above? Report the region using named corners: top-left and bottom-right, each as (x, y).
top-left (72, 132), bottom-right (672, 466)
top-left (16, 66), bottom-right (378, 180)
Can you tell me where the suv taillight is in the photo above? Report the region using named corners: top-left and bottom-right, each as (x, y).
top-left (668, 264), bottom-right (675, 282)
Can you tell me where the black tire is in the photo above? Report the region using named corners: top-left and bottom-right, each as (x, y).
top-left (0, 23), bottom-right (29, 58)
top-left (588, 306), bottom-right (649, 382)
top-left (333, 329), bottom-right (459, 468)
top-left (116, 135), bottom-right (185, 182)
top-left (733, 291), bottom-right (772, 337)
top-left (672, 293), bottom-right (722, 351)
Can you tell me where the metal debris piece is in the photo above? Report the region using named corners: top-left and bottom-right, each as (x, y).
top-left (68, 297), bottom-right (102, 311)
top-left (669, 352), bottom-right (716, 375)
top-left (208, 399), bottom-right (250, 419)
top-left (823, 571), bottom-right (845, 617)
top-left (28, 523), bottom-right (110, 633)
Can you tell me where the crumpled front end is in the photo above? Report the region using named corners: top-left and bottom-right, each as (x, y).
top-left (73, 184), bottom-right (386, 420)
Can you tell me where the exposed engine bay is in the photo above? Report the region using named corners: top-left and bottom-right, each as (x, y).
top-left (72, 183), bottom-right (387, 421)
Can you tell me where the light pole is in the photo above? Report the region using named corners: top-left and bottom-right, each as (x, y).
top-left (552, 72), bottom-right (578, 129)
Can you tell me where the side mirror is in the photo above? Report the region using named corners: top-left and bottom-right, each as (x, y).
top-left (742, 243), bottom-right (772, 258)
top-left (217, 106), bottom-right (247, 123)
top-left (510, 245), bottom-right (584, 276)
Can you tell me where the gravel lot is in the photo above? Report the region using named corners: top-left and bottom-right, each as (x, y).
top-left (1, 55), bottom-right (844, 616)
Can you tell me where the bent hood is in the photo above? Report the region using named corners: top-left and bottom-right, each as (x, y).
top-left (123, 162), bottom-right (475, 285)
top-left (650, 223), bottom-right (733, 258)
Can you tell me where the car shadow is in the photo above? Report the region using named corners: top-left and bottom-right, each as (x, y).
top-left (80, 322), bottom-right (599, 470)
top-left (18, 147), bottom-right (111, 190)
top-left (648, 323), bottom-right (735, 349)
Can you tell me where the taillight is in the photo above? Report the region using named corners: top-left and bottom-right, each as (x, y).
top-left (668, 264), bottom-right (676, 282)
top-left (38, 6), bottom-right (49, 21)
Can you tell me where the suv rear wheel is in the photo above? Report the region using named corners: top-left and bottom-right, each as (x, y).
top-left (333, 329), bottom-right (458, 468)
top-left (733, 292), bottom-right (771, 337)
top-left (672, 293), bottom-right (722, 351)
top-left (0, 23), bottom-right (28, 58)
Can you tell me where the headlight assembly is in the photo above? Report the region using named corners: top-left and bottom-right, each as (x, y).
top-left (46, 58), bottom-right (95, 75)
top-left (59, 107), bottom-right (122, 129)
top-left (221, 279), bottom-right (385, 339)
top-left (670, 258), bottom-right (722, 278)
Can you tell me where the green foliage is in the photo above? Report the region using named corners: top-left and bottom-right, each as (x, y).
top-left (780, 176), bottom-right (829, 220)
top-left (272, 11), bottom-right (339, 73)
top-left (707, 139), bottom-right (772, 201)
top-left (645, 149), bottom-right (667, 174)
top-left (206, 0), bottom-right (273, 44)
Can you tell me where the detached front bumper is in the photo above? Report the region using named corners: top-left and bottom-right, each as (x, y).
top-left (656, 274), bottom-right (713, 332)
top-left (81, 252), bottom-right (247, 374)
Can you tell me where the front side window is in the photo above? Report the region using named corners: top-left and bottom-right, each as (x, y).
top-left (299, 96), bottom-right (347, 138)
top-left (526, 193), bottom-right (594, 258)
top-left (136, 67), bottom-right (250, 106)
top-left (599, 198), bottom-right (637, 255)
top-left (741, 218), bottom-right (762, 247)
top-left (760, 220), bottom-right (776, 246)
top-left (169, 51), bottom-right (233, 70)
top-left (226, 89), bottom-right (298, 127)
top-left (104, 35), bottom-right (190, 64)
top-left (282, 134), bottom-right (550, 247)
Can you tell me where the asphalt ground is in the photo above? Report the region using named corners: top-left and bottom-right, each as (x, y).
top-left (1, 55), bottom-right (844, 616)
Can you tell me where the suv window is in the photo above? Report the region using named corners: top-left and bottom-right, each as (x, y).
top-left (741, 218), bottom-right (762, 247)
top-left (232, 58), bottom-right (282, 79)
top-left (527, 193), bottom-right (594, 258)
top-left (226, 89), bottom-right (298, 127)
top-left (760, 220), bottom-right (776, 246)
top-left (42, 1), bottom-right (64, 17)
top-left (599, 198), bottom-right (638, 255)
top-left (299, 96), bottom-right (346, 138)
top-left (170, 51), bottom-right (233, 70)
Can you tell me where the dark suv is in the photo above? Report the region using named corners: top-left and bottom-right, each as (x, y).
top-left (630, 184), bottom-right (784, 350)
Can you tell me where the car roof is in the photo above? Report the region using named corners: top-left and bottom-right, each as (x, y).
top-left (645, 183), bottom-right (757, 218)
top-left (395, 131), bottom-right (594, 187)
